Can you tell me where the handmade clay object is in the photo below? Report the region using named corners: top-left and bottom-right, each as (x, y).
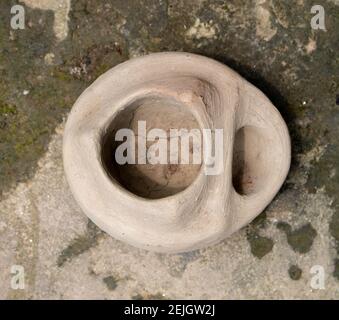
top-left (63, 52), bottom-right (291, 253)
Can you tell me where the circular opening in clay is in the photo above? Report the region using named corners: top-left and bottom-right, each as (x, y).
top-left (101, 96), bottom-right (202, 199)
top-left (232, 126), bottom-right (270, 196)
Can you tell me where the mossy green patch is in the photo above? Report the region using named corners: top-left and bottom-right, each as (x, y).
top-left (0, 102), bottom-right (17, 115)
top-left (0, 2), bottom-right (85, 197)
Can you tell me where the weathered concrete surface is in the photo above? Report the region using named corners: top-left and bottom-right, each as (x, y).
top-left (0, 0), bottom-right (338, 299)
top-left (20, 0), bottom-right (70, 41)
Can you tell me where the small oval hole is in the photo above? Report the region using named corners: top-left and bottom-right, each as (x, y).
top-left (232, 126), bottom-right (269, 195)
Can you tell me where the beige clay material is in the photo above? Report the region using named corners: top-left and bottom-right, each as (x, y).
top-left (63, 52), bottom-right (291, 253)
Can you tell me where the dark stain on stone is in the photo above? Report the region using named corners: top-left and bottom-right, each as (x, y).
top-left (277, 222), bottom-right (317, 254)
top-left (276, 221), bottom-right (291, 233)
top-left (246, 231), bottom-right (274, 259)
top-left (131, 292), bottom-right (167, 300)
top-left (246, 212), bottom-right (274, 259)
top-left (333, 259), bottom-right (339, 280)
top-left (307, 145), bottom-right (339, 278)
top-left (336, 94), bottom-right (339, 105)
top-left (251, 212), bottom-right (268, 229)
top-left (103, 275), bottom-right (119, 291)
top-left (288, 265), bottom-right (302, 280)
top-left (57, 220), bottom-right (104, 267)
top-left (330, 211), bottom-right (339, 253)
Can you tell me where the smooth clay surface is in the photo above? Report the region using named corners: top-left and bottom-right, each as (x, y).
top-left (63, 52), bottom-right (291, 253)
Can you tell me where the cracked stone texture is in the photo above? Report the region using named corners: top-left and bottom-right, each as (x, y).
top-left (0, 0), bottom-right (338, 299)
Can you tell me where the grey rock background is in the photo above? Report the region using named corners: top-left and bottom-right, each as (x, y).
top-left (0, 0), bottom-right (338, 299)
